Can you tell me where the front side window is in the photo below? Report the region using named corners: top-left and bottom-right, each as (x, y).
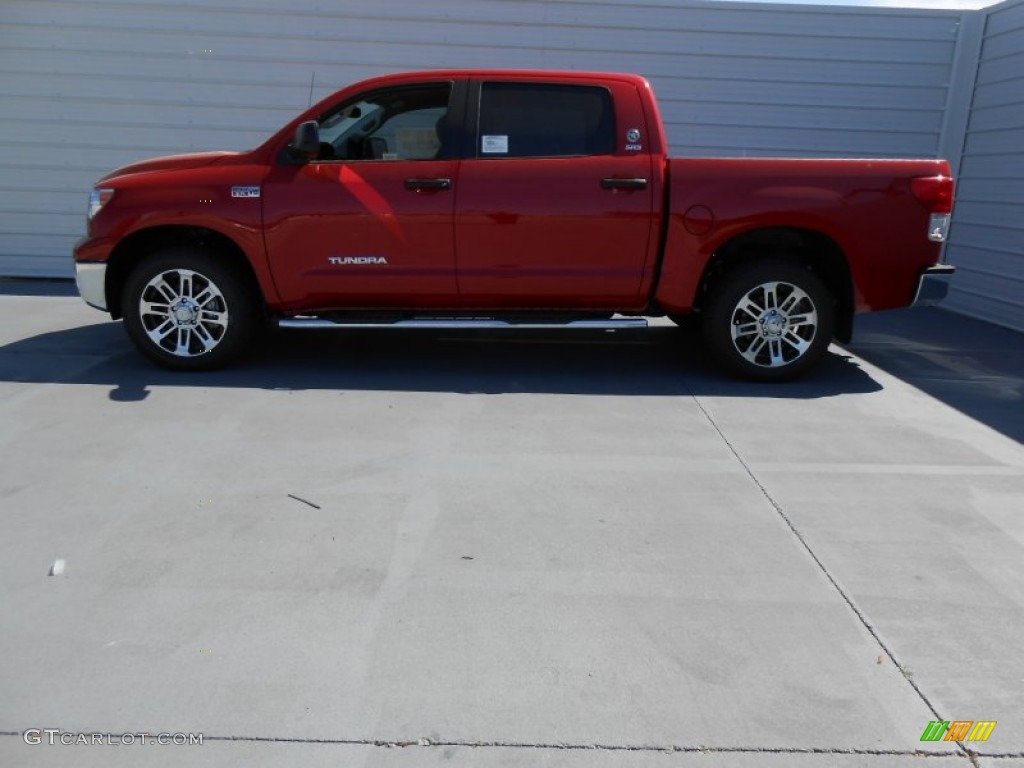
top-left (314, 83), bottom-right (452, 161)
top-left (477, 82), bottom-right (615, 159)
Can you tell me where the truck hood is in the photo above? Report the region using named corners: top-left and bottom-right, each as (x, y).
top-left (98, 151), bottom-right (238, 182)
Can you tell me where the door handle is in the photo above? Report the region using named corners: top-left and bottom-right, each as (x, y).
top-left (601, 178), bottom-right (648, 190)
top-left (405, 178), bottom-right (452, 191)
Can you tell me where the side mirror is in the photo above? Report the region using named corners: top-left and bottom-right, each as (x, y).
top-left (290, 120), bottom-right (321, 160)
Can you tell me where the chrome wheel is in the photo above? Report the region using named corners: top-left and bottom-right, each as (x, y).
top-left (729, 280), bottom-right (818, 368)
top-left (138, 269), bottom-right (229, 357)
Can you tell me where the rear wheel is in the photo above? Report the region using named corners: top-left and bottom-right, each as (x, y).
top-left (122, 248), bottom-right (258, 370)
top-left (701, 260), bottom-right (834, 381)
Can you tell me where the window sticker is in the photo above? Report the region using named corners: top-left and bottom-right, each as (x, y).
top-left (481, 135), bottom-right (509, 154)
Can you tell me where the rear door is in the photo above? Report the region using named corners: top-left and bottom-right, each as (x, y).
top-left (453, 78), bottom-right (655, 309)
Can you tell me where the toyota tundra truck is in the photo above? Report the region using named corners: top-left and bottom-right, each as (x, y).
top-left (73, 70), bottom-right (956, 381)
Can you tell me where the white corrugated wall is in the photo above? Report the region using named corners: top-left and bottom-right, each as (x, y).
top-left (0, 0), bottom-right (972, 279)
top-left (944, 0), bottom-right (1024, 332)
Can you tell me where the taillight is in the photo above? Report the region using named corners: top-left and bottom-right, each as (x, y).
top-left (911, 175), bottom-right (955, 243)
top-left (910, 175), bottom-right (954, 214)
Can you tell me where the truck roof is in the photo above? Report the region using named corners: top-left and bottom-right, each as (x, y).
top-left (348, 69), bottom-right (652, 89)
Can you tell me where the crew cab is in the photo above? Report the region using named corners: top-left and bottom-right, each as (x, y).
top-left (73, 70), bottom-right (956, 380)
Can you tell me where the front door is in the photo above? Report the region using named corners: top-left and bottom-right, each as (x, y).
top-left (262, 82), bottom-right (461, 311)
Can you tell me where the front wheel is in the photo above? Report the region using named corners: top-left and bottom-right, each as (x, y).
top-left (121, 248), bottom-right (259, 370)
top-left (701, 260), bottom-right (834, 381)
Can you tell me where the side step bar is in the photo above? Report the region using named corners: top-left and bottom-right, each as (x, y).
top-left (278, 317), bottom-right (649, 330)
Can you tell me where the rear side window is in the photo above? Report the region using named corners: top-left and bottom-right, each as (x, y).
top-left (477, 82), bottom-right (615, 159)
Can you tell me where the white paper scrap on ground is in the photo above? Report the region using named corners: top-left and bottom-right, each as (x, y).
top-left (49, 558), bottom-right (65, 576)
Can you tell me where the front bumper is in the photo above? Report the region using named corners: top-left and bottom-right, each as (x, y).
top-left (75, 261), bottom-right (107, 311)
top-left (911, 264), bottom-right (955, 308)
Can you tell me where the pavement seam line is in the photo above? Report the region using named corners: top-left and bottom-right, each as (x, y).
top-left (0, 731), bottom-right (986, 756)
top-left (685, 391), bottom-right (981, 768)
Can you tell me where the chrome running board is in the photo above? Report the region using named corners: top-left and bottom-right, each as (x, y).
top-left (278, 317), bottom-right (648, 330)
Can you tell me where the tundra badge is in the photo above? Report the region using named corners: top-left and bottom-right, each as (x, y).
top-left (329, 256), bottom-right (388, 265)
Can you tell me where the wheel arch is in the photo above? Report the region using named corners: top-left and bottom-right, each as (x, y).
top-left (694, 226), bottom-right (854, 343)
top-left (105, 225), bottom-right (264, 320)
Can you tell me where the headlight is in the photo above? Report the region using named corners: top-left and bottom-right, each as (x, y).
top-left (88, 188), bottom-right (115, 220)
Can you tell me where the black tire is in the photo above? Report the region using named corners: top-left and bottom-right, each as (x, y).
top-left (121, 248), bottom-right (259, 371)
top-left (701, 259), bottom-right (834, 381)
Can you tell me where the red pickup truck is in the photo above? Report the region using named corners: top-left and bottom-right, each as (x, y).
top-left (74, 70), bottom-right (955, 380)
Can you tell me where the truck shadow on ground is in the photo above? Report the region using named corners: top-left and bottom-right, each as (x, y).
top-left (842, 307), bottom-right (1024, 445)
top-left (1, 321), bottom-right (881, 401)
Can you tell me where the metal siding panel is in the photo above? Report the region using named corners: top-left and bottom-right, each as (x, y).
top-left (949, 221), bottom-right (1024, 254)
top-left (971, 76), bottom-right (1024, 109)
top-left (963, 129), bottom-right (1024, 156)
top-left (3, 0), bottom-right (963, 40)
top-left (947, 266), bottom-right (1024, 332)
top-left (2, 146), bottom-right (201, 173)
top-left (976, 27), bottom-right (1024, 59)
top-left (8, 98), bottom-right (296, 135)
top-left (945, 245), bottom-right (1024, 279)
top-left (0, 0), bottom-right (962, 278)
top-left (958, 152), bottom-right (1024, 178)
top-left (2, 73), bottom-right (310, 112)
top-left (0, 234), bottom-right (79, 256)
top-left (650, 79), bottom-right (949, 110)
top-left (0, 169), bottom-right (109, 194)
top-left (984, 0), bottom-right (1024, 34)
top-left (7, 10), bottom-right (954, 62)
top-left (975, 50), bottom-right (1024, 86)
top-left (660, 101), bottom-right (942, 134)
top-left (663, 126), bottom-right (939, 157)
top-left (950, 200), bottom-right (1024, 229)
top-left (943, 286), bottom-right (1024, 332)
top-left (0, 121), bottom-right (270, 155)
top-left (0, 190), bottom-right (83, 216)
top-left (0, 254), bottom-right (77, 279)
top-left (514, 50), bottom-right (954, 87)
top-left (0, 212), bottom-right (82, 237)
top-left (665, 132), bottom-right (934, 157)
top-left (954, 177), bottom-right (1024, 204)
top-left (944, 0), bottom-right (1024, 332)
top-left (965, 101), bottom-right (1024, 131)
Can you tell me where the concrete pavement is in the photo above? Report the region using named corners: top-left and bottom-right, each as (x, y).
top-left (0, 285), bottom-right (1021, 767)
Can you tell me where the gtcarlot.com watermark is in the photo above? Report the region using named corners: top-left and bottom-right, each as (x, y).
top-left (23, 729), bottom-right (203, 746)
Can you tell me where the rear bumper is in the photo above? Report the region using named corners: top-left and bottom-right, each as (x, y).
top-left (911, 264), bottom-right (955, 308)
